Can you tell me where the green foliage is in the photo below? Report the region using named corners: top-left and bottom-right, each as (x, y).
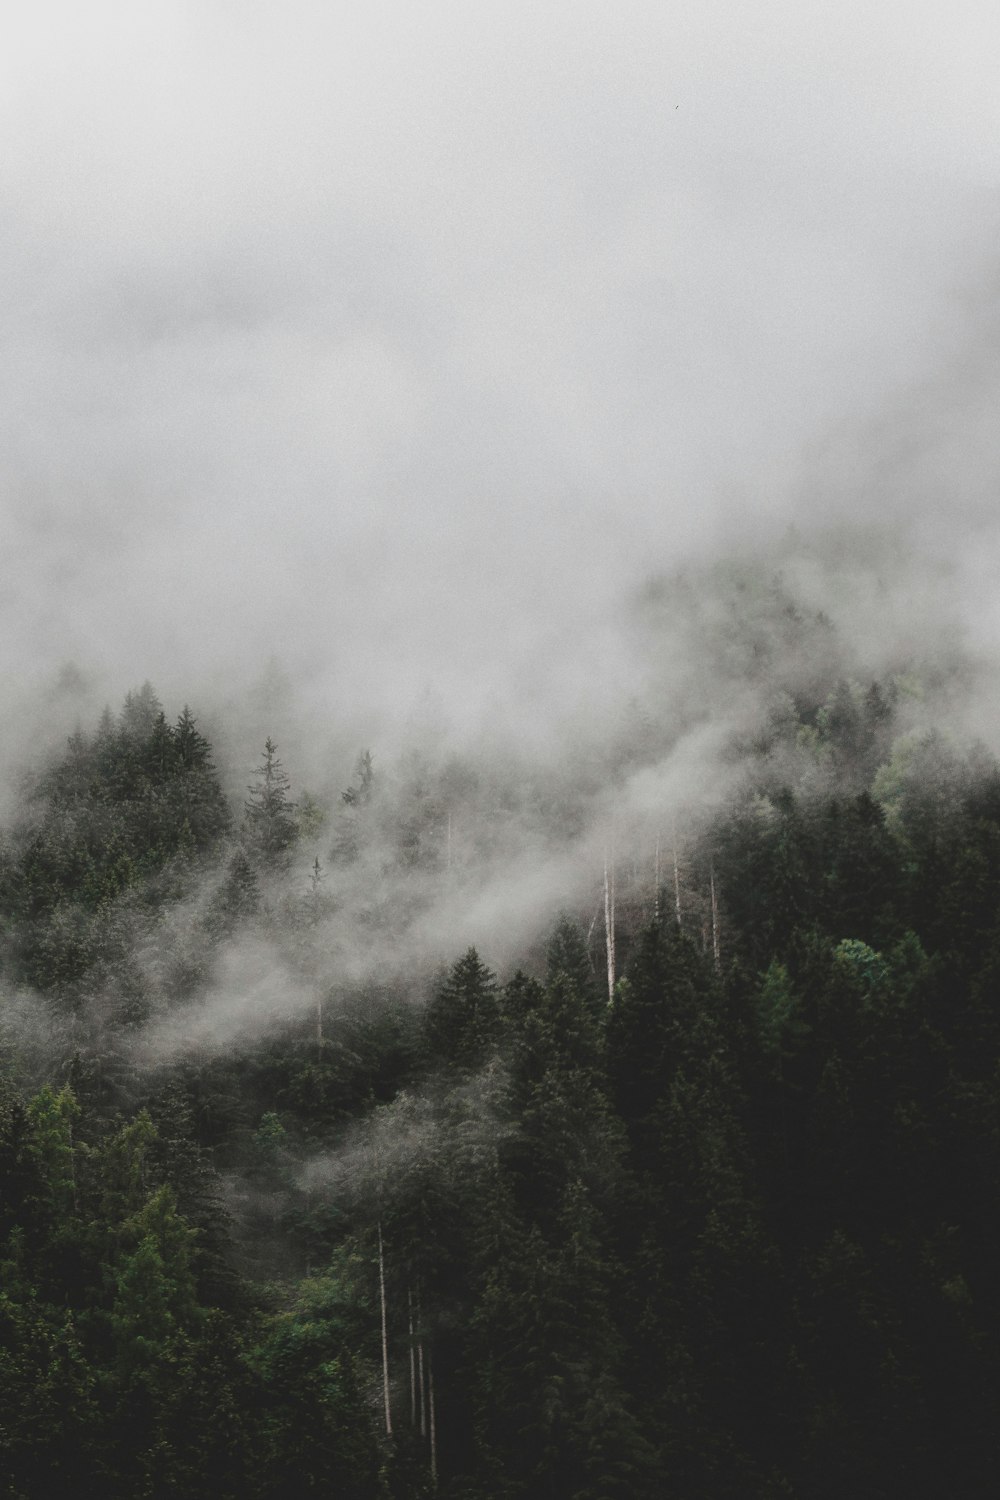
top-left (246, 1267), bottom-right (384, 1499)
top-left (755, 960), bottom-right (810, 1066)
top-left (244, 738), bottom-right (298, 869)
top-left (4, 691), bottom-right (230, 991)
top-left (545, 914), bottom-right (603, 1022)
top-left (0, 1293), bottom-right (98, 1498)
top-left (26, 1083), bottom-right (80, 1216)
top-left (423, 948), bottom-right (500, 1073)
top-left (3, 665), bottom-right (1000, 1497)
top-left (111, 1185), bottom-right (199, 1374)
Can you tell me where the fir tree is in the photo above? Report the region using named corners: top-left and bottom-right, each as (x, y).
top-left (244, 738), bottom-right (297, 868)
top-left (424, 948), bottom-right (500, 1074)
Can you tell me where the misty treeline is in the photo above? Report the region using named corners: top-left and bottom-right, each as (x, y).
top-left (2, 566), bottom-right (1000, 1498)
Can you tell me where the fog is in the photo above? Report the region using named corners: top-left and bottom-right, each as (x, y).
top-left (2, 0), bottom-right (1000, 1058)
top-left (2, 0), bottom-right (998, 776)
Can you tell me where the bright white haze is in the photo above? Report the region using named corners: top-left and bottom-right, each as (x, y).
top-left (1, 1), bottom-right (998, 767)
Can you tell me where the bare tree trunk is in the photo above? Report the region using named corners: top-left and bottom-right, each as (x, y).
top-left (417, 1288), bottom-right (426, 1440)
top-left (408, 1286), bottom-right (416, 1427)
top-left (316, 993), bottom-right (323, 1056)
top-left (603, 846), bottom-right (616, 1004)
top-left (446, 811), bottom-right (452, 869)
top-left (586, 909), bottom-right (599, 956)
top-left (428, 1346), bottom-right (438, 1490)
top-left (654, 834), bottom-right (661, 919)
top-left (710, 863), bottom-right (721, 974)
top-left (377, 1221), bottom-right (392, 1436)
top-left (672, 820), bottom-right (682, 927)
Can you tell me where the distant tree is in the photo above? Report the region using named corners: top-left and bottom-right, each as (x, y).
top-left (213, 849), bottom-right (260, 928)
top-left (170, 707), bottom-right (231, 851)
top-left (331, 751), bottom-right (376, 865)
top-left (246, 1268), bottom-right (383, 1500)
top-left (119, 681), bottom-right (163, 744)
top-left (545, 913), bottom-right (603, 1023)
top-left (424, 948), bottom-right (500, 1073)
top-left (0, 1084), bottom-right (45, 1250)
top-left (244, 739), bottom-right (297, 868)
top-left (341, 750), bottom-right (375, 807)
top-left (26, 1084), bottom-right (80, 1220)
top-left (0, 1293), bottom-right (98, 1499)
top-left (111, 1185), bottom-right (200, 1374)
top-left (174, 706), bottom-right (212, 770)
top-left (755, 960), bottom-right (811, 1075)
top-left (606, 917), bottom-right (720, 1141)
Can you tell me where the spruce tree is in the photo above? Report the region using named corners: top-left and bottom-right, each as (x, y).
top-left (424, 948), bottom-right (500, 1073)
top-left (244, 739), bottom-right (297, 869)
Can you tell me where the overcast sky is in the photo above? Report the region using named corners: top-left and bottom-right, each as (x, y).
top-left (2, 1), bottom-right (998, 760)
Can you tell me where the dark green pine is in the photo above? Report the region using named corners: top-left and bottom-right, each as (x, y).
top-left (423, 947), bottom-right (500, 1073)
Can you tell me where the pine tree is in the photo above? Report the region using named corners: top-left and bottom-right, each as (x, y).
top-left (171, 707), bottom-right (231, 852)
top-left (175, 706), bottom-right (212, 769)
top-left (331, 751), bottom-right (376, 865)
top-left (213, 848), bottom-right (260, 928)
top-left (424, 949), bottom-right (500, 1074)
top-left (341, 749), bottom-right (375, 807)
top-left (111, 1185), bottom-right (199, 1374)
top-left (244, 739), bottom-right (297, 868)
top-left (119, 681), bottom-right (163, 744)
top-left (545, 914), bottom-right (603, 1023)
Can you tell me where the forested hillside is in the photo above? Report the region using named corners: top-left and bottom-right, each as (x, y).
top-left (2, 574), bottom-right (999, 1499)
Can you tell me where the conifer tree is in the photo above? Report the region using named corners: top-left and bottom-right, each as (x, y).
top-left (119, 681), bottom-right (164, 744)
top-left (424, 948), bottom-right (500, 1073)
top-left (545, 913), bottom-right (603, 1023)
top-left (331, 751), bottom-right (376, 864)
top-left (174, 706), bottom-right (212, 769)
top-left (244, 738), bottom-right (297, 869)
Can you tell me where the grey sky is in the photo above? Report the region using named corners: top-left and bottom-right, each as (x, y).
top-left (2, 1), bottom-right (998, 759)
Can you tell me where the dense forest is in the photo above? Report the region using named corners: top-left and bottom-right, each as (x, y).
top-left (2, 569), bottom-right (999, 1499)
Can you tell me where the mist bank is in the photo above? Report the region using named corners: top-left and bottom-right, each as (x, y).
top-left (0, 522), bottom-right (992, 1080)
top-left (3, 3), bottom-right (999, 786)
top-left (6, 536), bottom-right (1000, 1496)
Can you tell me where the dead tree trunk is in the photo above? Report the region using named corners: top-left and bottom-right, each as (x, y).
top-left (417, 1288), bottom-right (426, 1440)
top-left (603, 846), bottom-right (616, 1004)
top-left (710, 863), bottom-right (721, 974)
top-left (428, 1346), bottom-right (438, 1490)
top-left (408, 1286), bottom-right (416, 1427)
top-left (377, 1221), bottom-right (392, 1436)
top-left (672, 820), bottom-right (682, 927)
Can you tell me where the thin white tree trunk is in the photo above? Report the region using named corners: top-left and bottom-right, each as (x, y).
top-left (654, 834), bottom-right (661, 919)
top-left (672, 821), bottom-right (682, 927)
top-left (603, 846), bottom-right (616, 1004)
top-left (710, 864), bottom-right (721, 974)
top-left (377, 1221), bottom-right (392, 1436)
top-left (417, 1287), bottom-right (426, 1440)
top-left (408, 1286), bottom-right (416, 1427)
top-left (428, 1347), bottom-right (438, 1490)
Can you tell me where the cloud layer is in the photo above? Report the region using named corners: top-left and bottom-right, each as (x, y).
top-left (2, 1), bottom-right (998, 778)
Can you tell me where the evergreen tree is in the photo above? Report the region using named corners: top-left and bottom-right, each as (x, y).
top-left (244, 739), bottom-right (297, 869)
top-left (545, 913), bottom-right (603, 1023)
top-left (331, 751), bottom-right (376, 864)
top-left (424, 948), bottom-right (500, 1073)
